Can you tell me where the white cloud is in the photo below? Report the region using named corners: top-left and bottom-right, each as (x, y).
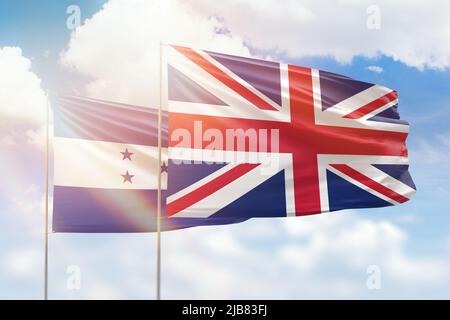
top-left (0, 47), bottom-right (48, 147)
top-left (41, 0), bottom-right (450, 299)
top-left (279, 214), bottom-right (448, 285)
top-left (3, 247), bottom-right (41, 279)
top-left (42, 49), bottom-right (51, 58)
top-left (25, 124), bottom-right (52, 149)
top-left (0, 134), bottom-right (16, 146)
top-left (46, 233), bottom-right (157, 300)
top-left (9, 184), bottom-right (49, 238)
top-left (60, 0), bottom-right (251, 106)
top-left (0, 47), bottom-right (47, 124)
top-left (191, 0), bottom-right (450, 70)
top-left (161, 213), bottom-right (450, 299)
top-left (0, 48), bottom-right (50, 298)
top-left (394, 214), bottom-right (417, 224)
top-left (59, 0), bottom-right (450, 107)
top-left (367, 65), bottom-right (384, 73)
top-left (10, 213), bottom-right (446, 299)
top-left (12, 184), bottom-right (44, 214)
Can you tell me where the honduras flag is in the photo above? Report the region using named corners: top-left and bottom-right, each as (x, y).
top-left (52, 96), bottom-right (247, 232)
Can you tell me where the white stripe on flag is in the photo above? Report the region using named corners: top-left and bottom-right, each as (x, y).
top-left (54, 137), bottom-right (167, 190)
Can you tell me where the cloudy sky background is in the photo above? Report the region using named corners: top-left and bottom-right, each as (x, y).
top-left (1, 0), bottom-right (450, 299)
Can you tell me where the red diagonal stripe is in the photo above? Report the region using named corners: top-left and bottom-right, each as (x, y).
top-left (330, 164), bottom-right (409, 204)
top-left (343, 90), bottom-right (398, 119)
top-left (167, 163), bottom-right (261, 216)
top-left (173, 45), bottom-right (278, 111)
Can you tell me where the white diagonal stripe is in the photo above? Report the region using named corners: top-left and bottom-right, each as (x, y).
top-left (351, 163), bottom-right (416, 199)
top-left (326, 164), bottom-right (399, 206)
top-left (323, 84), bottom-right (392, 116)
top-left (168, 46), bottom-right (290, 122)
top-left (359, 99), bottom-right (398, 121)
top-left (166, 162), bottom-right (238, 203)
top-left (170, 163), bottom-right (281, 218)
top-left (196, 48), bottom-right (281, 111)
top-left (317, 154), bottom-right (412, 209)
top-left (313, 71), bottom-right (408, 133)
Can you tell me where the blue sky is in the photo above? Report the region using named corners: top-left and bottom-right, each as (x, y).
top-left (1, 0), bottom-right (450, 299)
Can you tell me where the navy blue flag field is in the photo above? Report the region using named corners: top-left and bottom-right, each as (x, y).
top-left (52, 46), bottom-right (415, 233)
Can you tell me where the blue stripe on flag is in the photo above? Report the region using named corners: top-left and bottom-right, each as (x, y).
top-left (55, 96), bottom-right (168, 147)
top-left (53, 186), bottom-right (247, 233)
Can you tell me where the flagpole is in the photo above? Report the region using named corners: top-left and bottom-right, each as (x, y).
top-left (44, 91), bottom-right (50, 300)
top-left (156, 41), bottom-right (163, 300)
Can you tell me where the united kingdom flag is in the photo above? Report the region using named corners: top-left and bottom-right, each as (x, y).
top-left (165, 45), bottom-right (416, 220)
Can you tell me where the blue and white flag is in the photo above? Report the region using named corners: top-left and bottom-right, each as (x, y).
top-left (52, 96), bottom-right (246, 232)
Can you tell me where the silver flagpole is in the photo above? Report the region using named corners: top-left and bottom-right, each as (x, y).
top-left (44, 91), bottom-right (50, 300)
top-left (156, 41), bottom-right (163, 300)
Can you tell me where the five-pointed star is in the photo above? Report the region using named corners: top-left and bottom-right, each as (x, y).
top-left (161, 162), bottom-right (168, 173)
top-left (121, 170), bottom-right (134, 184)
top-left (121, 148), bottom-right (134, 160)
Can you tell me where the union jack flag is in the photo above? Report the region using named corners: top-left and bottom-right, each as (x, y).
top-left (165, 45), bottom-right (416, 219)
